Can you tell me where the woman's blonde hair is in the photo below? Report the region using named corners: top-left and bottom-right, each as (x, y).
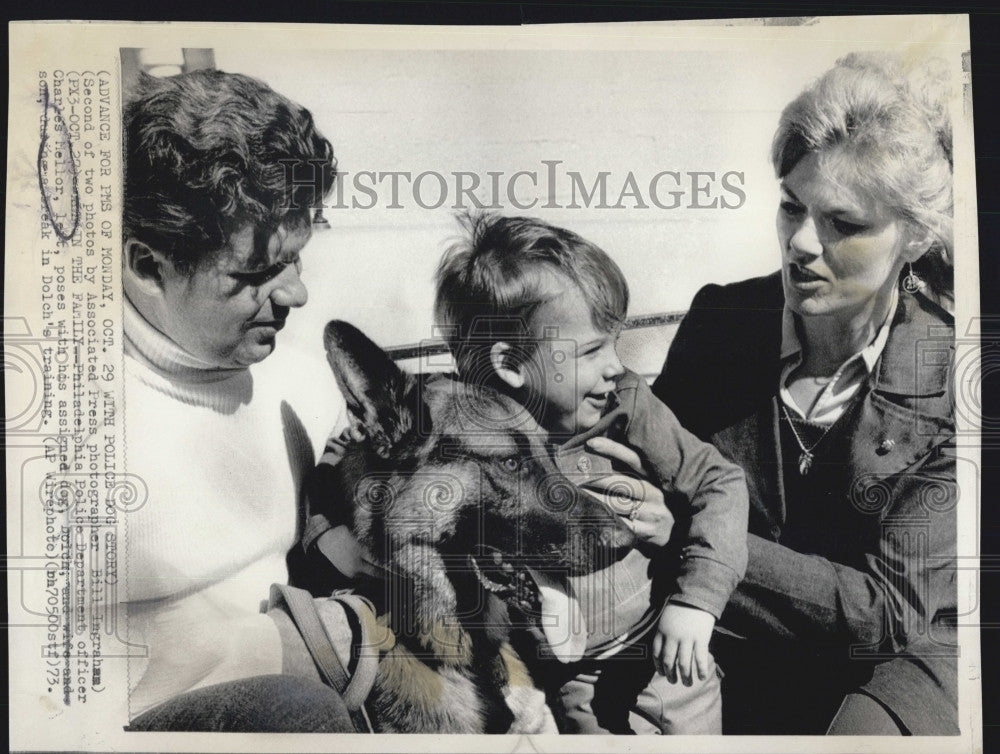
top-left (771, 52), bottom-right (954, 304)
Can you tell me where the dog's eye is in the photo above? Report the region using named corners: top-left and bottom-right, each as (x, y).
top-left (501, 457), bottom-right (521, 473)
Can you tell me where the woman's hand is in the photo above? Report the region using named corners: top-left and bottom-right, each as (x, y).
top-left (580, 437), bottom-right (675, 548)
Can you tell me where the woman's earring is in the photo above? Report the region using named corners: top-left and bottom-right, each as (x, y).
top-left (902, 263), bottom-right (924, 294)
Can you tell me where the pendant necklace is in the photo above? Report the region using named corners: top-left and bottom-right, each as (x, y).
top-left (781, 404), bottom-right (834, 475)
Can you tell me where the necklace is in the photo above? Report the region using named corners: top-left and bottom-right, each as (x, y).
top-left (781, 404), bottom-right (834, 475)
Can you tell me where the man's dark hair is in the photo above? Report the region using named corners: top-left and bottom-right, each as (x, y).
top-left (124, 69), bottom-right (337, 272)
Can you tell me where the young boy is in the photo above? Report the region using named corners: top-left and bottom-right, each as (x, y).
top-left (302, 212), bottom-right (748, 734)
top-left (430, 212), bottom-right (748, 734)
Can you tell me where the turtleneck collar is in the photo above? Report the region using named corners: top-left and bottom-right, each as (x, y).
top-left (124, 295), bottom-right (253, 412)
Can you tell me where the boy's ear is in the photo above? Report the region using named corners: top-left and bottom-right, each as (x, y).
top-left (123, 238), bottom-right (169, 293)
top-left (489, 341), bottom-right (527, 390)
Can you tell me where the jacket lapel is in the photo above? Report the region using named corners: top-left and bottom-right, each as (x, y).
top-left (848, 293), bottom-right (954, 483)
top-left (707, 274), bottom-right (787, 537)
top-left (714, 397), bottom-right (785, 539)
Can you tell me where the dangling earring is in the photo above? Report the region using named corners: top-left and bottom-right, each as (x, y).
top-left (902, 262), bottom-right (924, 294)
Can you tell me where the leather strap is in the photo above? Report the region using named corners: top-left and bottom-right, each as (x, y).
top-left (268, 584), bottom-right (374, 732)
top-left (329, 592), bottom-right (380, 716)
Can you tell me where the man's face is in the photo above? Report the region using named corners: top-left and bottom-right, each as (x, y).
top-left (157, 222), bottom-right (312, 368)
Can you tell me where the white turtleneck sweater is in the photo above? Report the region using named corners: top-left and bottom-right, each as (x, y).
top-left (121, 298), bottom-right (344, 718)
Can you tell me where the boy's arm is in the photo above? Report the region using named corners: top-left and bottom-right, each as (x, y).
top-left (624, 376), bottom-right (749, 619)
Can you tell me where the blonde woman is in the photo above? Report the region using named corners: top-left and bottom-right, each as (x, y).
top-left (654, 53), bottom-right (958, 735)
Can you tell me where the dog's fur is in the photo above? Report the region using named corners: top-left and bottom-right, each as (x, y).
top-left (322, 321), bottom-right (634, 733)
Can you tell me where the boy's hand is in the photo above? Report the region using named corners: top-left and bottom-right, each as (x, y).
top-left (652, 603), bottom-right (716, 686)
top-left (582, 437), bottom-right (675, 548)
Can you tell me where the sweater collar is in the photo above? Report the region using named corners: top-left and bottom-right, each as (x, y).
top-left (124, 296), bottom-right (253, 412)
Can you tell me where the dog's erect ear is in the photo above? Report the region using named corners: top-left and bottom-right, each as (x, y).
top-left (324, 320), bottom-right (420, 458)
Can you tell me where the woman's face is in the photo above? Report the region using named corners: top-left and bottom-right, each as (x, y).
top-left (777, 151), bottom-right (915, 322)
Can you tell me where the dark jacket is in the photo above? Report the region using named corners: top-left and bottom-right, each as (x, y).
top-left (652, 272), bottom-right (958, 735)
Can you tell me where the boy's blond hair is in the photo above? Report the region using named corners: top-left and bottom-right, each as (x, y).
top-left (434, 212), bottom-right (629, 382)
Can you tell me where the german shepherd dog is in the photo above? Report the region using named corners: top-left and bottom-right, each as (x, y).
top-left (322, 321), bottom-right (635, 733)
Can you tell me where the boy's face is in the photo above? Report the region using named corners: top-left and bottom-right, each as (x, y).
top-left (518, 281), bottom-right (625, 437)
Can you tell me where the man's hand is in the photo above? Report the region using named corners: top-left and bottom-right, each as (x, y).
top-left (580, 437), bottom-right (675, 548)
top-left (652, 603), bottom-right (716, 685)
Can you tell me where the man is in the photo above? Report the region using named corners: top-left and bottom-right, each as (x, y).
top-left (121, 69), bottom-right (349, 730)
